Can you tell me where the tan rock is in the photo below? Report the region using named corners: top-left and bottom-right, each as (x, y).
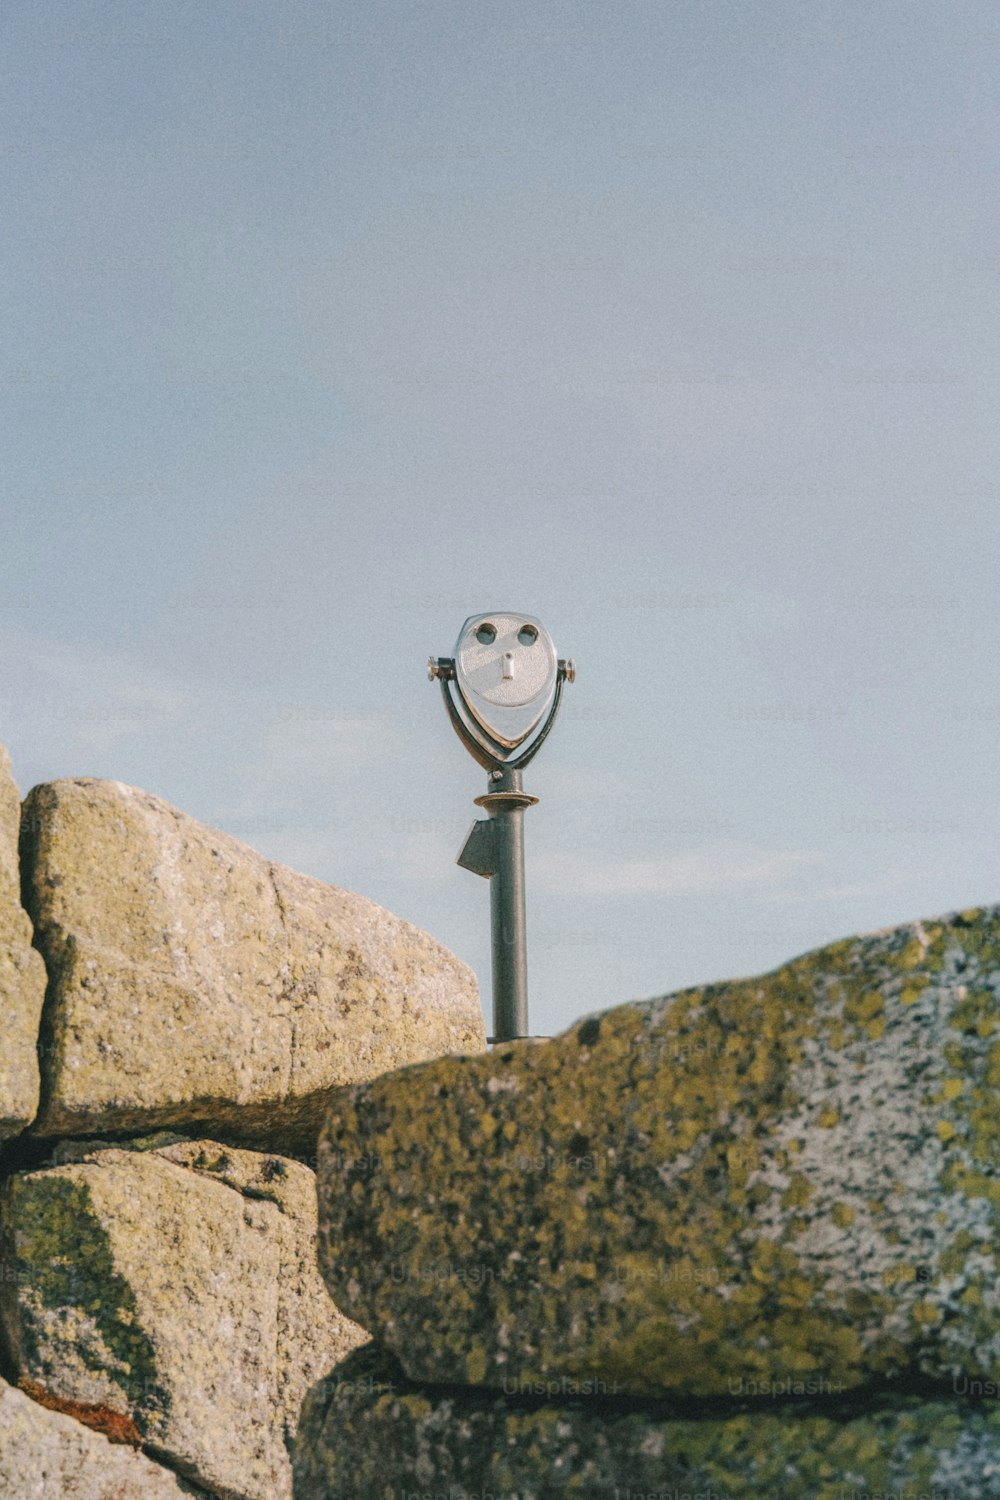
top-left (0, 1136), bottom-right (368, 1500)
top-left (20, 777), bottom-right (485, 1151)
top-left (0, 745), bottom-right (48, 1143)
top-left (0, 1375), bottom-right (209, 1497)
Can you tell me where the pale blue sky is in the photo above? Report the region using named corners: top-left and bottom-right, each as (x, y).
top-left (2, 1), bottom-right (998, 1035)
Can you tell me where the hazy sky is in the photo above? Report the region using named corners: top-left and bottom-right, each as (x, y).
top-left (2, 1), bottom-right (998, 1036)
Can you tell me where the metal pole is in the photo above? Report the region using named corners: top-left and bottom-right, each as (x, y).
top-left (488, 770), bottom-right (528, 1041)
top-left (460, 764), bottom-right (538, 1042)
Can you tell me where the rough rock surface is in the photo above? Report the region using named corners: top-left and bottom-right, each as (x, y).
top-left (293, 1343), bottom-right (1000, 1500)
top-left (317, 903), bottom-right (1000, 1398)
top-left (0, 1134), bottom-right (368, 1500)
top-left (0, 745), bottom-right (49, 1143)
top-left (0, 1375), bottom-right (209, 1497)
top-left (20, 777), bottom-right (485, 1151)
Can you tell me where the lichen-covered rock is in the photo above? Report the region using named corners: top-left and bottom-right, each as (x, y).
top-left (317, 904), bottom-right (1000, 1399)
top-left (20, 778), bottom-right (485, 1151)
top-left (0, 1135), bottom-right (369, 1500)
top-left (292, 1343), bottom-right (1000, 1500)
top-left (0, 1375), bottom-right (209, 1497)
top-left (0, 745), bottom-right (49, 1142)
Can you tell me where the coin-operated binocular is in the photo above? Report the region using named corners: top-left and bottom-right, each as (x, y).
top-left (429, 612), bottom-right (575, 1043)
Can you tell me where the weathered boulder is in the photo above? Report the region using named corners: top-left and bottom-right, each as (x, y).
top-left (293, 1343), bottom-right (1000, 1500)
top-left (0, 745), bottom-right (49, 1142)
top-left (317, 903), bottom-right (1000, 1398)
top-left (20, 778), bottom-right (485, 1151)
top-left (0, 1134), bottom-right (368, 1500)
top-left (0, 1375), bottom-right (209, 1497)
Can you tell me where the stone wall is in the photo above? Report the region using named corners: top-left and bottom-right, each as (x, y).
top-left (3, 741), bottom-right (999, 1497)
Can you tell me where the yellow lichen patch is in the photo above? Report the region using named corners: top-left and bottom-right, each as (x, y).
top-left (399, 1393), bottom-right (434, 1419)
top-left (939, 1232), bottom-right (974, 1277)
top-left (843, 1287), bottom-right (892, 1323)
top-left (592, 1285), bottom-right (868, 1398)
top-left (846, 989), bottom-right (884, 1024)
top-left (830, 1203), bottom-right (855, 1229)
top-left (779, 1275), bottom-right (815, 1308)
top-left (568, 1260), bottom-right (598, 1281)
top-left (781, 1174), bottom-right (813, 1210)
top-left (943, 1039), bottom-right (965, 1068)
top-left (898, 939), bottom-right (926, 969)
top-left (817, 1106), bottom-right (840, 1128)
top-left (725, 1141), bottom-right (759, 1182)
top-left (936, 1120), bottom-right (957, 1143)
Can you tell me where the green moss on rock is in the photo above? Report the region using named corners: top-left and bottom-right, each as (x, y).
top-left (317, 903), bottom-right (1000, 1398)
top-left (292, 1343), bottom-right (1000, 1499)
